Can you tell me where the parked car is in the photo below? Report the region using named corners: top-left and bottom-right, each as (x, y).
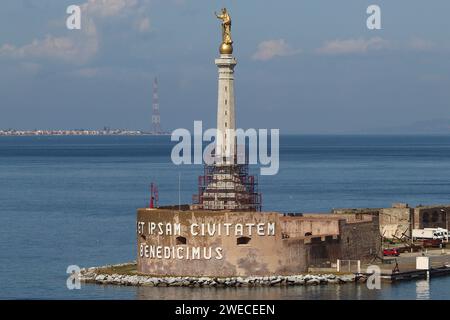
top-left (383, 248), bottom-right (400, 256)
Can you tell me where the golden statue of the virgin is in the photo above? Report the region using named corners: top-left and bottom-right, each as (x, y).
top-left (215, 8), bottom-right (233, 54)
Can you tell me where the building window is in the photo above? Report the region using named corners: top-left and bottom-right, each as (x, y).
top-left (225, 122), bottom-right (227, 127)
top-left (237, 236), bottom-right (251, 245)
top-left (176, 236), bottom-right (187, 245)
top-left (225, 86), bottom-right (228, 92)
top-left (423, 212), bottom-right (430, 223)
top-left (432, 211), bottom-right (439, 223)
top-left (225, 99), bottom-right (227, 105)
top-left (225, 111), bottom-right (227, 115)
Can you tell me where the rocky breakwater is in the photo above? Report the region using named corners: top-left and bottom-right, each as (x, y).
top-left (79, 264), bottom-right (361, 287)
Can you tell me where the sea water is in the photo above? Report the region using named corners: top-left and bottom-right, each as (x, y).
top-left (1, 135), bottom-right (450, 299)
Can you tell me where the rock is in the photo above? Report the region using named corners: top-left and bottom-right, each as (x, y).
top-left (198, 277), bottom-right (209, 284)
top-left (95, 275), bottom-right (106, 282)
top-left (338, 275), bottom-right (354, 283)
top-left (80, 268), bottom-right (368, 288)
top-left (357, 276), bottom-right (367, 283)
top-left (270, 278), bottom-right (282, 285)
top-left (216, 278), bottom-right (225, 284)
top-left (306, 279), bottom-right (320, 286)
top-left (327, 279), bottom-right (339, 284)
top-left (169, 281), bottom-right (183, 287)
top-left (317, 276), bottom-right (328, 284)
top-left (128, 276), bottom-right (139, 286)
top-left (142, 279), bottom-right (154, 286)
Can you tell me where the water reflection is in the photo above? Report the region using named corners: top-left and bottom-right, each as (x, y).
top-left (79, 278), bottom-right (450, 300)
top-left (135, 283), bottom-right (383, 300)
top-left (416, 280), bottom-right (430, 300)
top-left (355, 282), bottom-right (362, 300)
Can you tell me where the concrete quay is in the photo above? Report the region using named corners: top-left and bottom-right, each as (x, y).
top-left (360, 249), bottom-right (450, 282)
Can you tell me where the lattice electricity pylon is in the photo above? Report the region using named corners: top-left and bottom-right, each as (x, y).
top-left (151, 77), bottom-right (162, 134)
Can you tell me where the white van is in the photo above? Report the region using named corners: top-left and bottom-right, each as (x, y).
top-left (413, 229), bottom-right (445, 240)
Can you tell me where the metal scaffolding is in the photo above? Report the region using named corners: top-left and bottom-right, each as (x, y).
top-left (193, 160), bottom-right (262, 211)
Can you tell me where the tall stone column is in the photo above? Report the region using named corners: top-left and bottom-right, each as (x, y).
top-left (215, 54), bottom-right (237, 164)
top-left (190, 9), bottom-right (261, 211)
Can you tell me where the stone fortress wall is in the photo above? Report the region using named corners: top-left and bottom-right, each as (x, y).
top-left (332, 203), bottom-right (450, 239)
top-left (137, 208), bottom-right (381, 277)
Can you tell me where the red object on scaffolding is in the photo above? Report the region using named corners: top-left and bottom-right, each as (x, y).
top-left (149, 183), bottom-right (159, 208)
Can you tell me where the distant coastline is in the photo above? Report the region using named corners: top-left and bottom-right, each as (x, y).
top-left (0, 129), bottom-right (171, 136)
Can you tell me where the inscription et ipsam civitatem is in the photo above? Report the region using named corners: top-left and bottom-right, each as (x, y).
top-left (137, 222), bottom-right (276, 237)
top-left (137, 222), bottom-right (276, 261)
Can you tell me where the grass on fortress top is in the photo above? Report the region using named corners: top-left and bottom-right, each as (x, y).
top-left (91, 263), bottom-right (139, 276)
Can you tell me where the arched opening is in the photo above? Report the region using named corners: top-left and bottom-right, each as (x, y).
top-left (176, 236), bottom-right (187, 245)
top-left (304, 232), bottom-right (312, 237)
top-left (237, 236), bottom-right (251, 245)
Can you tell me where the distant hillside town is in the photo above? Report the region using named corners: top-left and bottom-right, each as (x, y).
top-left (1, 77), bottom-right (170, 137)
top-left (0, 128), bottom-right (169, 136)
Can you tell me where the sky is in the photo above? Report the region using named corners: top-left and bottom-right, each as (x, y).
top-left (1, 0), bottom-right (450, 133)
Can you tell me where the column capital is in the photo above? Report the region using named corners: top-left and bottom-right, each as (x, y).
top-left (215, 55), bottom-right (237, 67)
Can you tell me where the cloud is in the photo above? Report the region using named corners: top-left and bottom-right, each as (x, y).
top-left (0, 0), bottom-right (150, 64)
top-left (136, 17), bottom-right (151, 33)
top-left (81, 0), bottom-right (138, 18)
top-left (252, 39), bottom-right (302, 61)
top-left (316, 37), bottom-right (389, 55)
top-left (408, 38), bottom-right (435, 52)
top-left (0, 20), bottom-right (98, 64)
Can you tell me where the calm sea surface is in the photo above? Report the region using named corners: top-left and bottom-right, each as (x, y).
top-left (1, 135), bottom-right (450, 299)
